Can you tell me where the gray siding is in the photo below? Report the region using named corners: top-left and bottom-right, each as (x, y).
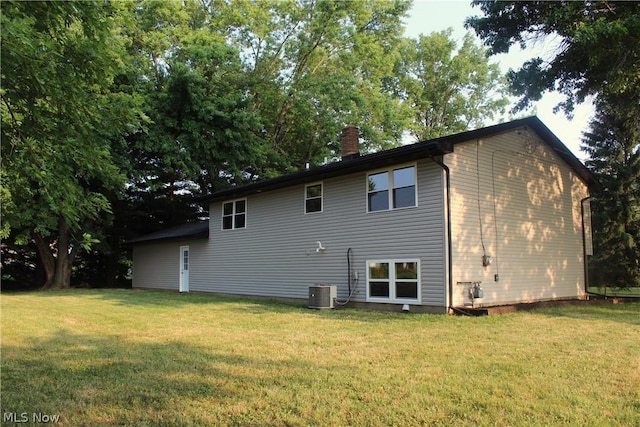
top-left (132, 239), bottom-right (208, 290)
top-left (446, 130), bottom-right (591, 307)
top-left (190, 159), bottom-right (447, 307)
top-left (132, 242), bottom-right (180, 290)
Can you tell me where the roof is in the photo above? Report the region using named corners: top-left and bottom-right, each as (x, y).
top-left (199, 136), bottom-right (453, 204)
top-left (127, 221), bottom-right (209, 245)
top-left (199, 116), bottom-right (598, 205)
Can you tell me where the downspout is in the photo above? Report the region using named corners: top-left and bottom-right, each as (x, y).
top-left (427, 148), bottom-right (453, 314)
top-left (581, 196), bottom-right (592, 297)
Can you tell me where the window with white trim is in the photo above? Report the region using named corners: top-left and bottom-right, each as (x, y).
top-left (222, 199), bottom-right (246, 230)
top-left (366, 260), bottom-right (420, 302)
top-left (367, 165), bottom-right (417, 212)
top-left (305, 183), bottom-right (323, 213)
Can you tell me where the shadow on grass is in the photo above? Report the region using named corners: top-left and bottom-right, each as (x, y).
top-left (0, 328), bottom-right (320, 426)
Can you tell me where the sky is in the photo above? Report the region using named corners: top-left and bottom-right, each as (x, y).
top-left (403, 1), bottom-right (594, 160)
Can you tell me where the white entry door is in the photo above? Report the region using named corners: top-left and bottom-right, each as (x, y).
top-left (179, 246), bottom-right (189, 292)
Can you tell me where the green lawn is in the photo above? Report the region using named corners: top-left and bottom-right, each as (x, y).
top-left (1, 289), bottom-right (639, 426)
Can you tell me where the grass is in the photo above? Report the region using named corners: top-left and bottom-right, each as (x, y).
top-left (1, 289), bottom-right (639, 426)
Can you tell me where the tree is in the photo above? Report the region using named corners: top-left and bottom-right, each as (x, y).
top-left (1, 2), bottom-right (143, 288)
top-left (465, 1), bottom-right (640, 114)
top-left (120, 0), bottom-right (266, 239)
top-left (582, 94), bottom-right (640, 288)
top-left (221, 0), bottom-right (413, 170)
top-left (394, 29), bottom-right (509, 141)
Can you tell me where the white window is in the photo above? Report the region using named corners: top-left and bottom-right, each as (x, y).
top-left (305, 183), bottom-right (323, 213)
top-left (367, 165), bottom-right (417, 212)
top-left (222, 199), bottom-right (246, 230)
top-left (366, 260), bottom-right (420, 303)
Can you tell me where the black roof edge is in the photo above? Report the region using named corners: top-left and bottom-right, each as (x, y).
top-left (521, 117), bottom-right (601, 192)
top-left (449, 116), bottom-right (598, 190)
top-left (199, 116), bottom-right (599, 204)
top-left (126, 220), bottom-right (209, 245)
top-left (198, 139), bottom-right (453, 204)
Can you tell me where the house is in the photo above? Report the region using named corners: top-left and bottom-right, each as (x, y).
top-left (130, 116), bottom-right (597, 313)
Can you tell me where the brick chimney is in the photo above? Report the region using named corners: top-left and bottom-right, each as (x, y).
top-left (341, 124), bottom-right (360, 161)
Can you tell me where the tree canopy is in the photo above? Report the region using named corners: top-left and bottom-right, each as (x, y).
top-left (222, 0), bottom-right (414, 168)
top-left (466, 0), bottom-right (640, 114)
top-left (395, 30), bottom-right (508, 141)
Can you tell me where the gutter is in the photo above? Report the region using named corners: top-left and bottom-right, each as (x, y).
top-left (581, 196), bottom-right (592, 296)
top-left (426, 145), bottom-right (453, 314)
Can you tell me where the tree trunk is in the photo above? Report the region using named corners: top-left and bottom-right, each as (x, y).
top-left (33, 233), bottom-right (55, 289)
top-left (50, 215), bottom-right (73, 289)
top-left (36, 215), bottom-right (75, 290)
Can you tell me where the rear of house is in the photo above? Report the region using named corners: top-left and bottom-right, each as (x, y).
top-left (131, 117), bottom-right (596, 313)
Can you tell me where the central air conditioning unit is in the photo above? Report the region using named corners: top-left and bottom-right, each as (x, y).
top-left (308, 285), bottom-right (337, 309)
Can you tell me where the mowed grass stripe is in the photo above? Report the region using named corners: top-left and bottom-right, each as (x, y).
top-left (1, 289), bottom-right (639, 426)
